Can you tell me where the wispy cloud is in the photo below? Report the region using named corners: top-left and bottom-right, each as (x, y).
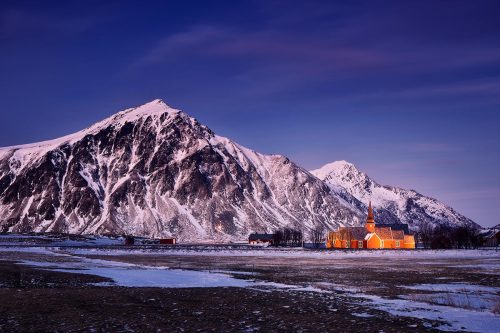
top-left (396, 78), bottom-right (500, 98)
top-left (135, 26), bottom-right (227, 66)
top-left (406, 143), bottom-right (462, 153)
top-left (131, 16), bottom-right (500, 104)
top-left (134, 24), bottom-right (394, 73)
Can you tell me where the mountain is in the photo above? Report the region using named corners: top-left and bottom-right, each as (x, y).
top-left (310, 161), bottom-right (479, 231)
top-left (0, 100), bottom-right (365, 241)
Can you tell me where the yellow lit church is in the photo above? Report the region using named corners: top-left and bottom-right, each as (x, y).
top-left (326, 202), bottom-right (415, 249)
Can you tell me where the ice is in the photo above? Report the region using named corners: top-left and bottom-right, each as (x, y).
top-left (353, 293), bottom-right (500, 333)
top-left (352, 312), bottom-right (374, 318)
top-left (399, 283), bottom-right (500, 313)
top-left (402, 283), bottom-right (499, 294)
top-left (16, 252), bottom-right (252, 288)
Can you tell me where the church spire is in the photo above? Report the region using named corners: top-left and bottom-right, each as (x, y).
top-left (367, 201), bottom-right (374, 223)
top-left (366, 201), bottom-right (375, 232)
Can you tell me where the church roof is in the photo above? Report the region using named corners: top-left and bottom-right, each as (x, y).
top-left (248, 233), bottom-right (274, 241)
top-left (392, 230), bottom-right (405, 240)
top-left (365, 232), bottom-right (377, 241)
top-left (376, 223), bottom-right (410, 234)
top-left (350, 227), bottom-right (368, 240)
top-left (374, 227), bottom-right (393, 240)
top-left (333, 227), bottom-right (367, 241)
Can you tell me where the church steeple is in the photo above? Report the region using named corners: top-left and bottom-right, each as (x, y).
top-left (366, 201), bottom-right (375, 232)
top-left (367, 201), bottom-right (374, 222)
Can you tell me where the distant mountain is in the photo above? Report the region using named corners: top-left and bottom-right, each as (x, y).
top-left (310, 161), bottom-right (479, 231)
top-left (0, 100), bottom-right (365, 241)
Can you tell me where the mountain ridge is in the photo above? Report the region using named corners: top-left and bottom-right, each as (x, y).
top-left (0, 99), bottom-right (365, 240)
top-left (310, 160), bottom-right (479, 231)
top-left (0, 99), bottom-right (478, 241)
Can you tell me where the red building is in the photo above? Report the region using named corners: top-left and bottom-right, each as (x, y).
top-left (159, 238), bottom-right (176, 245)
top-left (327, 201), bottom-right (415, 249)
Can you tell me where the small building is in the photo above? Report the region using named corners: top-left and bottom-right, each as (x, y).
top-left (159, 238), bottom-right (176, 245)
top-left (248, 233), bottom-right (274, 245)
top-left (327, 202), bottom-right (416, 249)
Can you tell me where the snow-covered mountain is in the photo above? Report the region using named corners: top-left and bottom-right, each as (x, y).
top-left (0, 100), bottom-right (365, 241)
top-left (311, 161), bottom-right (479, 231)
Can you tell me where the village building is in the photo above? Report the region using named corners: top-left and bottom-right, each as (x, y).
top-left (248, 233), bottom-right (274, 245)
top-left (159, 238), bottom-right (177, 245)
top-left (326, 202), bottom-right (415, 249)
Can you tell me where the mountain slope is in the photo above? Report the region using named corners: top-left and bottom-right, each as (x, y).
top-left (311, 161), bottom-right (479, 231)
top-left (0, 100), bottom-right (364, 241)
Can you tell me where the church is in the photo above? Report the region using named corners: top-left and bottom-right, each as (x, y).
top-left (326, 202), bottom-right (415, 249)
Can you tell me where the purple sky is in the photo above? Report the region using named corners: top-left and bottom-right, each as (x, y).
top-left (1, 0), bottom-right (499, 227)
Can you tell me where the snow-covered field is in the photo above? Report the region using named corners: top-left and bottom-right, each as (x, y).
top-left (68, 246), bottom-right (498, 259)
top-left (0, 235), bottom-right (499, 332)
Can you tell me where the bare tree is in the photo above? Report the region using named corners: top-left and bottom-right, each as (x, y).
top-left (430, 225), bottom-right (452, 249)
top-left (292, 229), bottom-right (303, 247)
top-left (309, 225), bottom-right (326, 248)
top-left (283, 228), bottom-right (292, 246)
top-left (272, 229), bottom-right (283, 246)
top-left (417, 220), bottom-right (434, 249)
top-left (273, 227), bottom-right (303, 247)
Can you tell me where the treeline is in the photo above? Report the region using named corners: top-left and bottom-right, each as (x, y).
top-left (417, 223), bottom-right (482, 249)
top-left (272, 228), bottom-right (303, 247)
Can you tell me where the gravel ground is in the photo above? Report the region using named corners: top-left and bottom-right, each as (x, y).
top-left (0, 243), bottom-right (498, 332)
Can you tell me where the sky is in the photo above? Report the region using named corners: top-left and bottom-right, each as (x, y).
top-left (1, 0), bottom-right (499, 227)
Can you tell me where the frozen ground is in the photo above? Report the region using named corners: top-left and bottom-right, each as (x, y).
top-left (0, 234), bottom-right (499, 332)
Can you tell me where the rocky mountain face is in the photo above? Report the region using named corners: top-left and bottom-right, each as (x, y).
top-left (311, 161), bottom-right (479, 231)
top-left (0, 100), bottom-right (365, 241)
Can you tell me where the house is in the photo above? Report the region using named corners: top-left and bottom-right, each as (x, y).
top-left (248, 233), bottom-right (274, 245)
top-left (159, 238), bottom-right (176, 245)
top-left (326, 202), bottom-right (415, 249)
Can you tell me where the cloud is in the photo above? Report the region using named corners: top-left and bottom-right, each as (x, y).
top-left (135, 26), bottom-right (227, 66)
top-left (134, 19), bottom-right (500, 80)
top-left (406, 143), bottom-right (461, 153)
top-left (397, 78), bottom-right (500, 98)
top-left (129, 1), bottom-right (500, 104)
top-left (134, 24), bottom-right (394, 73)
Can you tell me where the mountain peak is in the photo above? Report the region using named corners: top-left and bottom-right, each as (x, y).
top-left (311, 159), bottom-right (479, 230)
top-left (116, 99), bottom-right (178, 120)
top-left (0, 100), bottom-right (366, 239)
top-left (0, 99), bottom-right (180, 154)
top-left (310, 160), bottom-right (358, 180)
